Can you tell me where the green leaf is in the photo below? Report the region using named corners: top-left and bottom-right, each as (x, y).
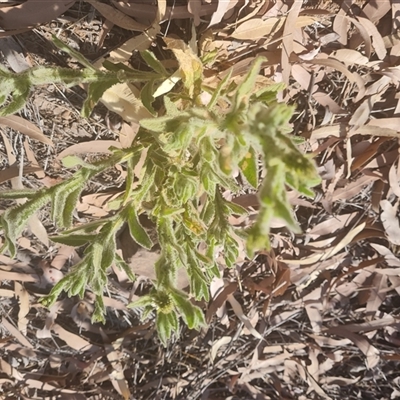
top-left (128, 294), bottom-right (154, 310)
top-left (101, 234), bottom-right (117, 271)
top-left (163, 95), bottom-right (179, 116)
top-left (91, 242), bottom-right (103, 271)
top-left (41, 277), bottom-right (69, 307)
top-left (164, 38), bottom-right (203, 98)
top-left (62, 184), bottom-right (85, 228)
top-left (224, 234), bottom-right (239, 268)
top-left (92, 295), bottom-right (106, 323)
top-left (0, 189), bottom-right (38, 199)
top-left (223, 200), bottom-right (248, 217)
top-left (186, 259), bottom-right (209, 301)
top-left (69, 271), bottom-right (87, 297)
top-left (0, 86), bottom-right (30, 117)
top-left (82, 78), bottom-right (119, 117)
top-left (115, 254), bottom-right (136, 282)
top-left (62, 219), bottom-right (107, 234)
top-left (166, 310), bottom-right (179, 332)
top-left (238, 146), bottom-right (258, 188)
top-left (62, 155), bottom-right (86, 168)
top-left (207, 68), bottom-right (232, 110)
top-left (252, 82), bottom-right (286, 104)
top-left (127, 205), bottom-right (153, 250)
top-left (140, 80), bottom-right (156, 115)
top-left (1, 192), bottom-right (51, 256)
top-left (233, 56), bottom-right (265, 112)
top-left (170, 290), bottom-right (196, 329)
top-left (140, 50), bottom-right (168, 76)
top-left (200, 47), bottom-right (218, 65)
top-left (50, 233), bottom-right (97, 247)
top-left (140, 115), bottom-right (174, 133)
top-left (156, 312), bottom-right (173, 346)
top-left (173, 171), bottom-right (198, 205)
top-left (52, 35), bottom-right (96, 70)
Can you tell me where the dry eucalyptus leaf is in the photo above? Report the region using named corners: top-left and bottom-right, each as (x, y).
top-left (101, 83), bottom-right (153, 123)
top-left (231, 15), bottom-right (318, 40)
top-left (56, 140), bottom-right (121, 161)
top-left (0, 0), bottom-right (75, 30)
top-left (86, 0), bottom-right (148, 31)
top-left (380, 200), bottom-right (400, 246)
top-left (0, 115), bottom-right (53, 146)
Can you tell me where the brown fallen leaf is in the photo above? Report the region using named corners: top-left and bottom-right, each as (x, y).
top-left (0, 115), bottom-right (53, 146)
top-left (0, 164), bottom-right (42, 184)
top-left (380, 200), bottom-right (400, 246)
top-left (227, 294), bottom-right (262, 339)
top-left (282, 223), bottom-right (366, 265)
top-left (305, 57), bottom-right (365, 101)
top-left (362, 0), bottom-right (391, 23)
top-left (356, 16), bottom-right (386, 60)
top-left (208, 0), bottom-right (238, 27)
top-left (51, 323), bottom-right (98, 352)
top-left (281, 0), bottom-right (302, 85)
top-left (206, 281), bottom-right (237, 323)
top-left (0, 0), bottom-right (75, 30)
top-left (105, 338), bottom-right (131, 400)
top-left (56, 140), bottom-right (122, 161)
top-left (1, 317), bottom-right (33, 349)
top-left (326, 326), bottom-right (380, 369)
top-left (36, 301), bottom-right (63, 339)
top-left (231, 15), bottom-right (318, 40)
top-left (0, 36), bottom-right (31, 72)
top-left (188, 0), bottom-right (202, 26)
top-left (86, 0), bottom-right (148, 31)
top-left (332, 49), bottom-right (369, 65)
top-left (14, 282), bottom-right (29, 335)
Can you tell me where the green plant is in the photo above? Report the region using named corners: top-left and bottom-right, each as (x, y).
top-left (0, 36), bottom-right (320, 345)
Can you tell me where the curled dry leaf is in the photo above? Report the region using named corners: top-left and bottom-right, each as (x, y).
top-left (0, 36), bottom-right (31, 72)
top-left (209, 276), bottom-right (229, 325)
top-left (206, 281), bottom-right (237, 323)
top-left (210, 336), bottom-right (232, 363)
top-left (304, 58), bottom-right (365, 101)
top-left (368, 117), bottom-right (400, 132)
top-left (349, 94), bottom-right (381, 129)
top-left (227, 294), bottom-right (262, 340)
top-left (356, 16), bottom-right (386, 60)
top-left (307, 212), bottom-right (359, 238)
top-left (345, 16), bottom-right (372, 59)
top-left (208, 0), bottom-right (238, 27)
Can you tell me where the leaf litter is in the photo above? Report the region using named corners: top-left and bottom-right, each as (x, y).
top-left (1, 0), bottom-right (400, 399)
